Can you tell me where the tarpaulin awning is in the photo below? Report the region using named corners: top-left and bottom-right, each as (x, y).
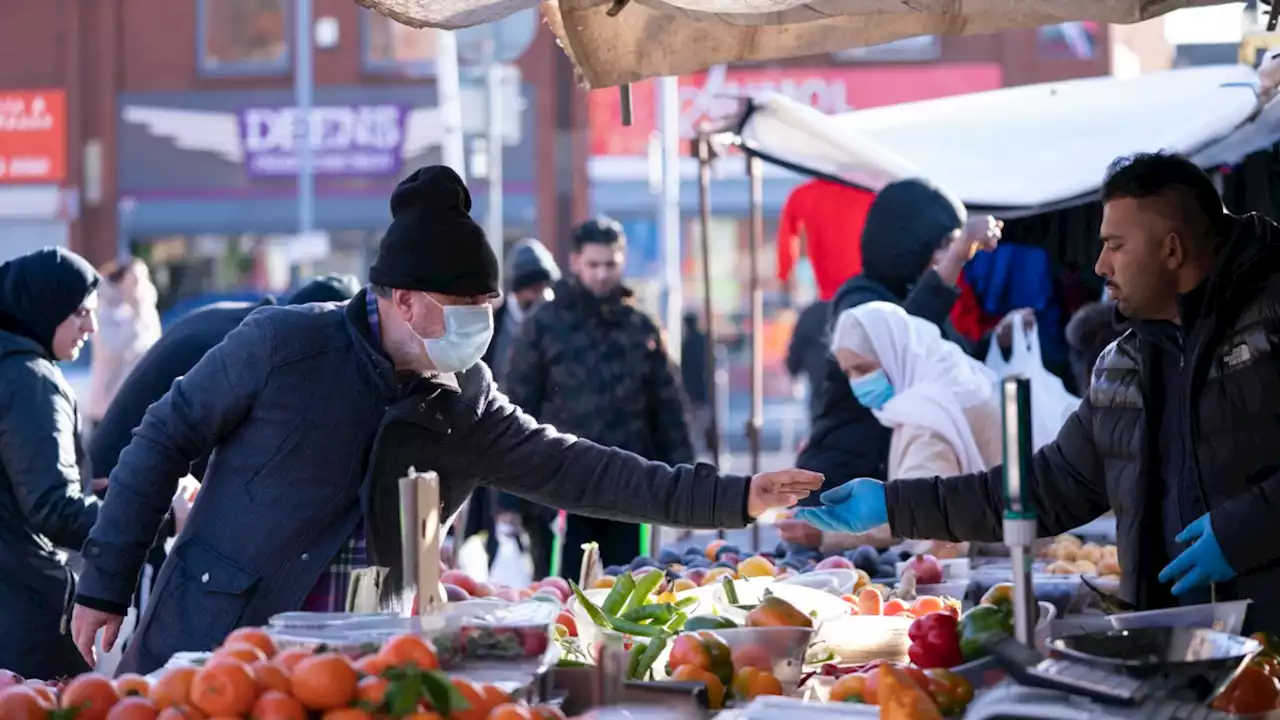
top-left (733, 64), bottom-right (1280, 215)
top-left (355, 0), bottom-right (1224, 88)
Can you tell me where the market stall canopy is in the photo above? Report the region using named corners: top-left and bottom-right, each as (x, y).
top-left (354, 0), bottom-right (1223, 88)
top-left (734, 64), bottom-right (1280, 215)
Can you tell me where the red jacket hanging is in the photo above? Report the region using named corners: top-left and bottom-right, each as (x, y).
top-left (777, 179), bottom-right (875, 301)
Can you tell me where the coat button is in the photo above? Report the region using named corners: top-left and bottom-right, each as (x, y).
top-left (301, 553), bottom-right (310, 561)
top-left (419, 403), bottom-right (427, 411)
top-left (201, 573), bottom-right (210, 583)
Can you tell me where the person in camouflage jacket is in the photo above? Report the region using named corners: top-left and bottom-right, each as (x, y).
top-left (506, 217), bottom-right (696, 575)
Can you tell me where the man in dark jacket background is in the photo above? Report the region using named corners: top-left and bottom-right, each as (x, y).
top-left (786, 299), bottom-right (831, 424)
top-left (86, 274), bottom-right (360, 618)
top-left (796, 153), bottom-right (1280, 635)
top-left (506, 216), bottom-right (697, 576)
top-left (793, 179), bottom-right (1024, 501)
top-left (0, 247), bottom-right (101, 679)
top-left (470, 238), bottom-right (561, 578)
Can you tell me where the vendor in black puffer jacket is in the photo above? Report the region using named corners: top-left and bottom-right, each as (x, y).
top-left (876, 153), bottom-right (1280, 635)
top-left (795, 179), bottom-right (1026, 501)
top-left (0, 247), bottom-right (101, 680)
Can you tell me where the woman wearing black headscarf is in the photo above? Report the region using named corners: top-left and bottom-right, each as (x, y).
top-left (0, 247), bottom-right (102, 680)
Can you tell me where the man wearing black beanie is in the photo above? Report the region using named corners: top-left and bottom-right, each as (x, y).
top-left (73, 165), bottom-right (824, 673)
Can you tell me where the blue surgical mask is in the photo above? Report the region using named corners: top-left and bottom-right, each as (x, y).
top-left (849, 370), bottom-right (894, 410)
top-left (422, 303), bottom-right (494, 373)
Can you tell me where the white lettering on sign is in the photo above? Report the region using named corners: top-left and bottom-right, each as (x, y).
top-left (679, 66), bottom-right (852, 139)
top-left (240, 105), bottom-right (403, 153)
top-left (0, 95), bottom-right (56, 133)
top-left (0, 156), bottom-right (53, 179)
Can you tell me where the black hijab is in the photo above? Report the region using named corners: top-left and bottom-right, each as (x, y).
top-left (0, 247), bottom-right (100, 359)
top-left (859, 178), bottom-right (967, 298)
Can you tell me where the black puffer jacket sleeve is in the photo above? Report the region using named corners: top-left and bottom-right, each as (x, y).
top-left (0, 360), bottom-right (99, 549)
top-left (885, 395), bottom-right (1110, 541)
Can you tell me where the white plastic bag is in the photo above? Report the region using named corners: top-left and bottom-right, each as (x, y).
top-left (985, 322), bottom-right (1081, 450)
top-left (488, 523), bottom-right (534, 589)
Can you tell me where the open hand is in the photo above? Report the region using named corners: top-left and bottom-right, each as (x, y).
top-left (776, 519), bottom-right (823, 548)
top-left (747, 469), bottom-right (824, 518)
top-left (70, 604), bottom-right (124, 665)
top-left (1158, 513), bottom-right (1237, 595)
top-left (793, 478), bottom-right (888, 534)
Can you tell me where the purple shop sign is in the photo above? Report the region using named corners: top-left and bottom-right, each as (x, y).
top-left (239, 104), bottom-right (406, 178)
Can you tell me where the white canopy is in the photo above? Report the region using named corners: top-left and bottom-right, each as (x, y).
top-left (355, 0), bottom-right (1223, 88)
top-left (734, 64), bottom-right (1280, 214)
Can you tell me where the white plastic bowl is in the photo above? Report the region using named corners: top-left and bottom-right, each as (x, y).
top-left (712, 581), bottom-right (850, 627)
top-left (778, 569), bottom-right (857, 595)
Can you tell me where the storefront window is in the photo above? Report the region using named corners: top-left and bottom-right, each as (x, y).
top-left (362, 10), bottom-right (439, 75)
top-left (198, 0), bottom-right (291, 75)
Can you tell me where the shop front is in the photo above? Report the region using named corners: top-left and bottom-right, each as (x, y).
top-left (0, 88), bottom-right (72, 264)
top-left (117, 84), bottom-right (539, 309)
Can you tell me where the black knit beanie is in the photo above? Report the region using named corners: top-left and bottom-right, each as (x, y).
top-left (368, 166), bottom-right (499, 297)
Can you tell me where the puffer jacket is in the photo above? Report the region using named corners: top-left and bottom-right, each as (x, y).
top-left (884, 213), bottom-right (1280, 635)
top-left (505, 278), bottom-right (695, 466)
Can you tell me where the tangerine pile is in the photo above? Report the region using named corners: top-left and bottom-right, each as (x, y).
top-left (0, 627), bottom-right (568, 720)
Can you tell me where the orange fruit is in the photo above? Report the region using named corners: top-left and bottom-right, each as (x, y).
top-left (856, 587), bottom-right (884, 616)
top-left (669, 665), bottom-right (725, 710)
top-left (487, 702), bottom-right (535, 720)
top-left (480, 684), bottom-right (511, 709)
top-left (151, 667), bottom-right (197, 709)
top-left (732, 667), bottom-right (784, 700)
top-left (449, 677), bottom-right (492, 720)
top-left (404, 713), bottom-right (445, 720)
top-left (155, 706), bottom-right (206, 720)
top-left (0, 685), bottom-right (54, 720)
top-left (106, 696), bottom-right (159, 720)
top-left (354, 653), bottom-right (388, 677)
top-left (378, 634), bottom-right (440, 671)
top-left (189, 659), bottom-right (257, 717)
top-left (704, 539), bottom-right (727, 561)
top-left (290, 652), bottom-right (358, 711)
top-left (250, 690), bottom-right (306, 720)
top-left (272, 647), bottom-right (313, 673)
top-left (321, 709), bottom-right (373, 720)
top-left (115, 674), bottom-right (151, 698)
top-left (911, 596), bottom-right (945, 616)
top-left (250, 660), bottom-right (291, 694)
top-left (357, 675), bottom-right (389, 707)
top-left (223, 627), bottom-right (278, 659)
top-left (61, 673), bottom-right (122, 720)
top-left (211, 643), bottom-right (267, 665)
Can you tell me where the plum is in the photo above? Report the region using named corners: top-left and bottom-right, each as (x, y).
top-left (719, 553), bottom-right (741, 566)
top-left (443, 584), bottom-right (473, 602)
top-left (711, 560), bottom-right (737, 570)
top-left (629, 556), bottom-right (656, 571)
top-left (658, 549), bottom-right (683, 566)
top-left (876, 563), bottom-right (897, 579)
top-left (715, 544), bottom-right (742, 560)
top-left (851, 546), bottom-right (881, 574)
top-left (774, 543), bottom-right (790, 557)
top-left (603, 564), bottom-right (627, 576)
top-left (685, 557), bottom-right (711, 569)
top-left (685, 545), bottom-right (703, 556)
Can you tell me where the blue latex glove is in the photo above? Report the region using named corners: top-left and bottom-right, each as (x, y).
top-left (792, 478), bottom-right (888, 534)
top-left (1158, 513), bottom-right (1237, 596)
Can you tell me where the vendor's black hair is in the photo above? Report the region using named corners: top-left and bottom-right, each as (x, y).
top-left (1101, 152), bottom-right (1224, 246)
top-left (570, 216), bottom-right (626, 253)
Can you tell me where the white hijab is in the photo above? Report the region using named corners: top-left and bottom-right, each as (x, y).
top-left (831, 302), bottom-right (995, 475)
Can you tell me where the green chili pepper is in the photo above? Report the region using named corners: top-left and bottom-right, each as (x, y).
top-left (623, 571), bottom-right (665, 614)
top-left (601, 572), bottom-right (636, 616)
top-left (622, 603), bottom-right (676, 624)
top-left (627, 642), bottom-right (647, 679)
top-left (675, 596), bottom-right (698, 610)
top-left (632, 635), bottom-right (669, 680)
top-left (556, 658), bottom-right (591, 668)
top-left (606, 614), bottom-right (669, 637)
top-left (569, 580), bottom-right (613, 630)
top-left (666, 611), bottom-right (689, 631)
top-left (721, 576), bottom-right (740, 605)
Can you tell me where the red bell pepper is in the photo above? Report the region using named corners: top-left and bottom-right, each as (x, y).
top-left (907, 612), bottom-right (965, 669)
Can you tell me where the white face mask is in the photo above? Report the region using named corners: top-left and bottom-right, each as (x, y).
top-left (421, 300), bottom-right (494, 373)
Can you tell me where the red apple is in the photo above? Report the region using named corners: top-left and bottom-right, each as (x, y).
top-left (534, 585), bottom-right (567, 603)
top-left (495, 587), bottom-right (522, 602)
top-left (443, 584), bottom-right (472, 602)
top-left (539, 577), bottom-right (572, 599)
top-left (0, 670), bottom-right (23, 690)
top-left (906, 554), bottom-right (944, 585)
top-left (441, 570), bottom-right (479, 596)
top-left (815, 556), bottom-right (855, 571)
top-left (472, 582), bottom-right (496, 598)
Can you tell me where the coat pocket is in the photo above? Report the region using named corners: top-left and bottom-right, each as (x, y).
top-left (141, 539), bottom-right (259, 659)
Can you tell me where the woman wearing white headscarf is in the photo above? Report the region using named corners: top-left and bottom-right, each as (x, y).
top-left (86, 258), bottom-right (161, 433)
top-left (779, 301), bottom-right (1003, 556)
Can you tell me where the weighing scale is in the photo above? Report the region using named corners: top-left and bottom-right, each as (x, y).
top-left (967, 379), bottom-right (1255, 720)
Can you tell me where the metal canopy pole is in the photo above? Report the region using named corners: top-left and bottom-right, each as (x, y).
top-left (1001, 376), bottom-right (1038, 646)
top-left (746, 154), bottom-right (764, 554)
top-left (697, 133), bottom-right (724, 541)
